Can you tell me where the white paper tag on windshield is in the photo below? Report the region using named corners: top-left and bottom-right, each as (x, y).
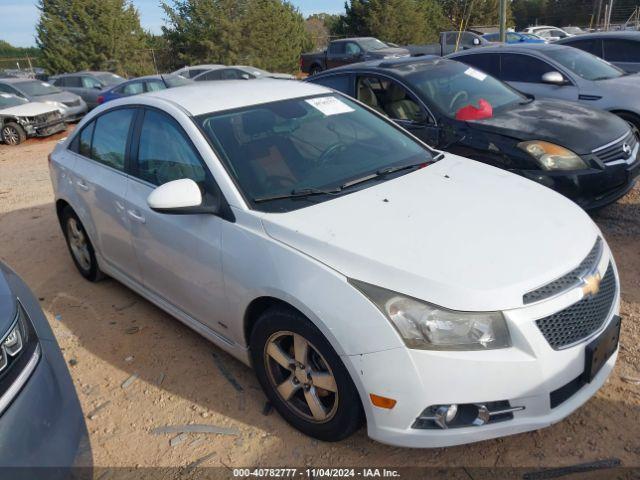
top-left (306, 96), bottom-right (354, 116)
top-left (464, 67), bottom-right (487, 81)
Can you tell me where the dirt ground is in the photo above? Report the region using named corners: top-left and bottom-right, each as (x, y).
top-left (0, 131), bottom-right (639, 472)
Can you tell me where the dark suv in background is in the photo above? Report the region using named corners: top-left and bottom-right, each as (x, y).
top-left (556, 31), bottom-right (640, 73)
top-left (307, 56), bottom-right (640, 209)
top-left (51, 71), bottom-right (125, 109)
top-left (0, 261), bottom-right (89, 472)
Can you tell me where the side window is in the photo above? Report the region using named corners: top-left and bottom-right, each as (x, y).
top-left (312, 74), bottom-right (351, 93)
top-left (81, 76), bottom-right (101, 89)
top-left (122, 82), bottom-right (144, 96)
top-left (328, 42), bottom-right (346, 55)
top-left (345, 42), bottom-right (361, 56)
top-left (79, 121), bottom-right (95, 157)
top-left (457, 53), bottom-right (500, 77)
top-left (52, 77), bottom-right (65, 87)
top-left (145, 80), bottom-right (166, 92)
top-left (188, 69), bottom-right (207, 78)
top-left (444, 33), bottom-right (458, 47)
top-left (603, 39), bottom-right (640, 63)
top-left (66, 76), bottom-right (82, 88)
top-left (0, 84), bottom-right (18, 95)
top-left (460, 33), bottom-right (478, 48)
top-left (500, 53), bottom-right (555, 83)
top-left (220, 69), bottom-right (241, 80)
top-left (135, 109), bottom-right (206, 186)
top-left (91, 109), bottom-right (136, 171)
top-left (357, 76), bottom-right (425, 122)
top-left (200, 70), bottom-right (223, 81)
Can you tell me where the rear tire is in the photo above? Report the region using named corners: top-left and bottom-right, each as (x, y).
top-left (61, 207), bottom-right (104, 282)
top-left (1, 122), bottom-right (26, 146)
top-left (309, 65), bottom-right (322, 76)
top-left (250, 306), bottom-right (363, 442)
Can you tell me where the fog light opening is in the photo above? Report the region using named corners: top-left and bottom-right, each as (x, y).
top-left (434, 404), bottom-right (458, 429)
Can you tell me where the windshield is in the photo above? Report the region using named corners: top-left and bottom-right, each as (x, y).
top-left (545, 47), bottom-right (624, 80)
top-left (197, 95), bottom-right (433, 212)
top-left (407, 61), bottom-right (524, 119)
top-left (359, 38), bottom-right (389, 51)
top-left (0, 93), bottom-right (28, 109)
top-left (95, 72), bottom-right (124, 86)
top-left (163, 75), bottom-right (191, 88)
top-left (14, 80), bottom-right (62, 96)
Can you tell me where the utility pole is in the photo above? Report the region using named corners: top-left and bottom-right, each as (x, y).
top-left (608, 0), bottom-right (614, 30)
top-left (499, 0), bottom-right (506, 42)
top-left (596, 0), bottom-right (603, 29)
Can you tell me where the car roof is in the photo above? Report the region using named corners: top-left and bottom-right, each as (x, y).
top-left (139, 79), bottom-right (330, 116)
top-left (449, 42), bottom-right (567, 56)
top-left (0, 77), bottom-right (40, 84)
top-left (332, 37), bottom-right (377, 43)
top-left (558, 30), bottom-right (640, 41)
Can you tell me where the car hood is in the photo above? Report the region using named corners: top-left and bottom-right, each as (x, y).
top-left (32, 91), bottom-right (81, 103)
top-left (266, 73), bottom-right (296, 80)
top-left (367, 47), bottom-right (411, 58)
top-left (260, 156), bottom-right (599, 312)
top-left (0, 101), bottom-right (58, 117)
top-left (468, 99), bottom-right (629, 154)
top-left (0, 270), bottom-right (17, 337)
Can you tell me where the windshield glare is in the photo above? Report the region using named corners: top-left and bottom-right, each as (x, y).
top-left (164, 75), bottom-right (191, 88)
top-left (545, 48), bottom-right (624, 80)
top-left (0, 93), bottom-right (28, 109)
top-left (407, 62), bottom-right (524, 118)
top-left (359, 38), bottom-right (389, 51)
top-left (96, 73), bottom-right (124, 86)
top-left (198, 95), bottom-right (432, 211)
top-left (15, 80), bottom-right (62, 96)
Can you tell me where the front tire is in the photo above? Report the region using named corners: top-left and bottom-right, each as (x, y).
top-left (1, 122), bottom-right (26, 146)
top-left (309, 65), bottom-right (322, 76)
top-left (250, 306), bottom-right (363, 441)
top-left (61, 207), bottom-right (104, 282)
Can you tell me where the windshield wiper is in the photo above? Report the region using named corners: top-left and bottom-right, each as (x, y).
top-left (253, 187), bottom-right (341, 203)
top-left (340, 161), bottom-right (430, 190)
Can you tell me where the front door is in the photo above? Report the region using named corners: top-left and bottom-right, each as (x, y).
top-left (125, 108), bottom-right (229, 336)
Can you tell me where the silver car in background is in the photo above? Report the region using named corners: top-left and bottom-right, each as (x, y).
top-left (50, 71), bottom-right (125, 109)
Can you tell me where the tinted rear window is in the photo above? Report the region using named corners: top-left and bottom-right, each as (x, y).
top-left (91, 109), bottom-right (136, 170)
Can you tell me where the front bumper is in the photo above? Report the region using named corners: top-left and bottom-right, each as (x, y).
top-left (23, 119), bottom-right (66, 138)
top-left (60, 103), bottom-right (88, 123)
top-left (520, 146), bottom-right (640, 210)
top-left (344, 256), bottom-right (620, 448)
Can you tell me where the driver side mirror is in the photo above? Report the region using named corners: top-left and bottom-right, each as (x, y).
top-left (472, 38), bottom-right (481, 46)
top-left (147, 178), bottom-right (218, 215)
top-left (541, 71), bottom-right (566, 85)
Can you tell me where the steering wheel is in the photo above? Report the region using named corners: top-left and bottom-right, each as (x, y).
top-left (318, 143), bottom-right (347, 166)
top-left (449, 91), bottom-right (470, 112)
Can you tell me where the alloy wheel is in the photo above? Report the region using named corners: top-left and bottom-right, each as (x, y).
top-left (264, 331), bottom-right (339, 423)
top-left (2, 126), bottom-right (19, 145)
top-left (66, 218), bottom-right (91, 271)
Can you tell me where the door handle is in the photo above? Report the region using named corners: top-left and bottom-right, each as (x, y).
top-left (127, 209), bottom-right (146, 224)
top-left (76, 179), bottom-right (89, 191)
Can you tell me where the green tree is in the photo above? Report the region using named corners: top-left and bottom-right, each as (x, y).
top-left (36, 0), bottom-right (152, 76)
top-left (343, 0), bottom-right (448, 44)
top-left (436, 0), bottom-right (513, 29)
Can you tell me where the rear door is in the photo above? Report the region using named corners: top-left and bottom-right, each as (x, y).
top-left (125, 107), bottom-right (228, 335)
top-left (80, 75), bottom-right (103, 107)
top-left (66, 108), bottom-right (140, 280)
top-left (499, 52), bottom-right (579, 101)
top-left (326, 42), bottom-right (347, 69)
top-left (602, 38), bottom-right (640, 73)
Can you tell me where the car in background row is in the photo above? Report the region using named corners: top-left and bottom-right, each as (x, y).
top-left (0, 261), bottom-right (90, 469)
top-left (523, 26), bottom-right (573, 41)
top-left (557, 31), bottom-right (640, 73)
top-left (0, 78), bottom-right (87, 122)
top-left (0, 93), bottom-right (66, 145)
top-left (301, 37), bottom-right (410, 75)
top-left (172, 64), bottom-right (224, 79)
top-left (448, 43), bottom-right (640, 131)
top-left (97, 74), bottom-right (191, 104)
top-left (307, 57), bottom-right (639, 210)
top-left (407, 31), bottom-right (490, 56)
top-left (483, 32), bottom-right (546, 44)
top-left (51, 71), bottom-right (125, 109)
top-left (50, 80), bottom-right (621, 447)
top-left (193, 65), bottom-right (295, 81)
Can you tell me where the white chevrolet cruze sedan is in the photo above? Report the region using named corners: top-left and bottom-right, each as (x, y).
top-left (49, 80), bottom-right (621, 447)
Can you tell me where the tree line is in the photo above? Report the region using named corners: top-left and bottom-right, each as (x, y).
top-left (26, 0), bottom-right (633, 77)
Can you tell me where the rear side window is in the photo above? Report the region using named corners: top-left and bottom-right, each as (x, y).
top-left (603, 39), bottom-right (640, 63)
top-left (145, 80), bottom-right (166, 92)
top-left (121, 82), bottom-right (144, 95)
top-left (79, 121), bottom-right (95, 157)
top-left (500, 53), bottom-right (555, 83)
top-left (81, 76), bottom-right (102, 89)
top-left (329, 42), bottom-right (346, 55)
top-left (66, 76), bottom-right (82, 88)
top-left (135, 109), bottom-right (206, 186)
top-left (91, 109), bottom-right (136, 171)
top-left (311, 74), bottom-right (351, 93)
top-left (456, 53), bottom-right (500, 77)
top-left (566, 39), bottom-right (600, 56)
top-left (198, 70), bottom-right (222, 81)
top-left (52, 77), bottom-right (66, 87)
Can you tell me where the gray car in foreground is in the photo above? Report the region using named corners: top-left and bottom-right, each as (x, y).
top-left (448, 43), bottom-right (640, 130)
top-left (0, 261), bottom-right (90, 473)
top-left (0, 78), bottom-right (88, 122)
top-left (556, 31), bottom-right (640, 73)
top-left (51, 71), bottom-right (125, 109)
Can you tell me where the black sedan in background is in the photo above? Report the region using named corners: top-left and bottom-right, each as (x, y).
top-left (0, 262), bottom-right (89, 473)
top-left (306, 56), bottom-right (640, 210)
top-left (557, 31), bottom-right (640, 73)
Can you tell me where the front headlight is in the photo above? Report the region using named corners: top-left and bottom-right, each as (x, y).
top-left (44, 100), bottom-right (67, 112)
top-left (518, 141), bottom-right (587, 170)
top-left (350, 280), bottom-right (511, 350)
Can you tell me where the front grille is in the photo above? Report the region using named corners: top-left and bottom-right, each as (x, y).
top-left (523, 237), bottom-right (602, 304)
top-left (536, 263), bottom-right (617, 349)
top-left (593, 130), bottom-right (638, 164)
top-left (62, 99), bottom-right (80, 107)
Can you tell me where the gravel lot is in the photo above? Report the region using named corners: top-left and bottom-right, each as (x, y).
top-left (0, 132), bottom-right (638, 472)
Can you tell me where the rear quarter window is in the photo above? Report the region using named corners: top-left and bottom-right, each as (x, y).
top-left (309, 74), bottom-right (352, 93)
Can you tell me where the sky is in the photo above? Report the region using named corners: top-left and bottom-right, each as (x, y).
top-left (0, 0), bottom-right (347, 48)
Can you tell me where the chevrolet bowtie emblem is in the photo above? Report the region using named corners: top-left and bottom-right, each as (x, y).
top-left (581, 272), bottom-right (601, 298)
